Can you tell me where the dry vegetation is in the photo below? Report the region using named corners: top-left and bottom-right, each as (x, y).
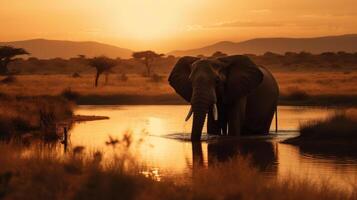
top-left (0, 96), bottom-right (73, 140)
top-left (1, 51), bottom-right (356, 105)
top-left (285, 109), bottom-right (357, 145)
top-left (0, 70), bottom-right (357, 105)
top-left (0, 74), bottom-right (171, 96)
top-left (276, 71), bottom-right (357, 96)
top-left (0, 141), bottom-right (355, 200)
top-left (0, 52), bottom-right (356, 199)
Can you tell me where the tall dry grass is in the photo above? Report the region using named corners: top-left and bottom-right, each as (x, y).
top-left (284, 109), bottom-right (357, 146)
top-left (299, 113), bottom-right (357, 140)
top-left (0, 140), bottom-right (355, 200)
top-left (292, 111), bottom-right (357, 143)
top-left (275, 71), bottom-right (357, 96)
top-left (0, 96), bottom-right (73, 139)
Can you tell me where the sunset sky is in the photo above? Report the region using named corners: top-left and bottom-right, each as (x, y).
top-left (1, 0), bottom-right (357, 52)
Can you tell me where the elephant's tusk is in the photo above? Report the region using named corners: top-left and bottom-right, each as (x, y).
top-left (185, 107), bottom-right (193, 122)
top-left (213, 104), bottom-right (218, 121)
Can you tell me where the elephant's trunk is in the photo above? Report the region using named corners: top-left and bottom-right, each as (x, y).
top-left (191, 111), bottom-right (207, 141)
top-left (190, 86), bottom-right (216, 141)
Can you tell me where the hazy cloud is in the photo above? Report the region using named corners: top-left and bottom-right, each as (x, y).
top-left (207, 20), bottom-right (284, 28)
top-left (184, 19), bottom-right (285, 31)
top-left (300, 12), bottom-right (357, 19)
top-left (184, 24), bottom-right (204, 31)
top-left (249, 9), bottom-right (272, 14)
top-left (299, 14), bottom-right (332, 19)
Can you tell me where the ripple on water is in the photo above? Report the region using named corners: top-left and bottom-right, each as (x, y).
top-left (162, 131), bottom-right (300, 142)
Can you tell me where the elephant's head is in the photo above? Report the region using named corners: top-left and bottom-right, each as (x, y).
top-left (168, 55), bottom-right (263, 141)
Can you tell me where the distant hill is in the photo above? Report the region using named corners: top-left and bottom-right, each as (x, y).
top-left (3, 34), bottom-right (357, 59)
top-left (169, 34), bottom-right (357, 56)
top-left (0, 39), bottom-right (133, 59)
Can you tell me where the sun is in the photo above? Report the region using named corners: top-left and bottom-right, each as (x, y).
top-left (114, 0), bottom-right (183, 40)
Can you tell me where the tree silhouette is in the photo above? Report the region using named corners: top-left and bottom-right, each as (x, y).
top-left (132, 51), bottom-right (164, 76)
top-left (211, 51), bottom-right (227, 58)
top-left (196, 54), bottom-right (206, 59)
top-left (0, 46), bottom-right (29, 75)
top-left (88, 56), bottom-right (117, 87)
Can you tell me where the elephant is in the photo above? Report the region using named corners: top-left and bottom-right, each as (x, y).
top-left (168, 55), bottom-right (279, 141)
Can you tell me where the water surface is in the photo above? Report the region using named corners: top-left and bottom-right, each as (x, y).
top-left (70, 105), bottom-right (357, 191)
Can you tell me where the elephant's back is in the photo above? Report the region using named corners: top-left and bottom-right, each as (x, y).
top-left (258, 66), bottom-right (279, 96)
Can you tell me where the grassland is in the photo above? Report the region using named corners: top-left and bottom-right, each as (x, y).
top-left (0, 141), bottom-right (355, 200)
top-left (0, 96), bottom-right (73, 140)
top-left (1, 70), bottom-right (357, 105)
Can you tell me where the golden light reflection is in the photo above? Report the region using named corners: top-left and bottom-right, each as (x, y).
top-left (69, 105), bottom-right (357, 189)
top-left (70, 105), bottom-right (207, 174)
top-left (277, 143), bottom-right (357, 193)
top-left (147, 117), bottom-right (166, 136)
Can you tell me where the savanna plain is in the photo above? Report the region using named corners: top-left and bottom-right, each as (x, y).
top-left (1, 51), bottom-right (357, 200)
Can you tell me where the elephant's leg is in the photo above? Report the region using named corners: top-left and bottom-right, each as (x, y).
top-left (219, 105), bottom-right (228, 135)
top-left (262, 104), bottom-right (278, 134)
top-left (228, 97), bottom-right (246, 136)
top-left (220, 117), bottom-right (228, 135)
top-left (227, 102), bottom-right (240, 136)
top-left (207, 108), bottom-right (221, 135)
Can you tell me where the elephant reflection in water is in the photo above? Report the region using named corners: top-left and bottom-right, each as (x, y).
top-left (192, 140), bottom-right (278, 172)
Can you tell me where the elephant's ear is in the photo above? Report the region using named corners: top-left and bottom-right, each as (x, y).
top-left (218, 55), bottom-right (263, 99)
top-left (168, 56), bottom-right (199, 102)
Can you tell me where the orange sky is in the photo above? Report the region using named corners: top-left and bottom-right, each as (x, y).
top-left (1, 0), bottom-right (357, 52)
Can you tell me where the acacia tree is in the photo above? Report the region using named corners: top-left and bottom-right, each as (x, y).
top-left (0, 46), bottom-right (29, 75)
top-left (132, 51), bottom-right (164, 76)
top-left (88, 56), bottom-right (117, 87)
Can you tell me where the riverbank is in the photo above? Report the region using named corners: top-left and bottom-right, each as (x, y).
top-left (284, 112), bottom-right (357, 147)
top-left (3, 93), bottom-right (357, 106)
top-left (75, 93), bottom-right (357, 106)
top-left (0, 96), bottom-right (74, 140)
top-left (0, 95), bottom-right (112, 141)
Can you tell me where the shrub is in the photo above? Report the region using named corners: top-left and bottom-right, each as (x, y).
top-left (0, 76), bottom-right (16, 84)
top-left (11, 116), bottom-right (33, 132)
top-left (285, 89), bottom-right (310, 101)
top-left (150, 73), bottom-right (163, 83)
top-left (0, 117), bottom-right (13, 138)
top-left (330, 64), bottom-right (341, 68)
top-left (119, 73), bottom-right (128, 82)
top-left (140, 71), bottom-right (148, 77)
top-left (299, 113), bottom-right (357, 140)
top-left (61, 88), bottom-right (80, 101)
top-left (72, 72), bottom-right (81, 78)
top-left (0, 92), bottom-right (9, 99)
top-left (0, 97), bottom-right (73, 140)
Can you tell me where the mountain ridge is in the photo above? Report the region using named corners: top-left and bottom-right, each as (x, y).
top-left (2, 34), bottom-right (357, 59)
top-left (169, 34), bottom-right (357, 56)
top-left (0, 38), bottom-right (133, 59)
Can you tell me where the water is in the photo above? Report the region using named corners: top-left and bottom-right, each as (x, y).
top-left (69, 105), bottom-right (357, 191)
